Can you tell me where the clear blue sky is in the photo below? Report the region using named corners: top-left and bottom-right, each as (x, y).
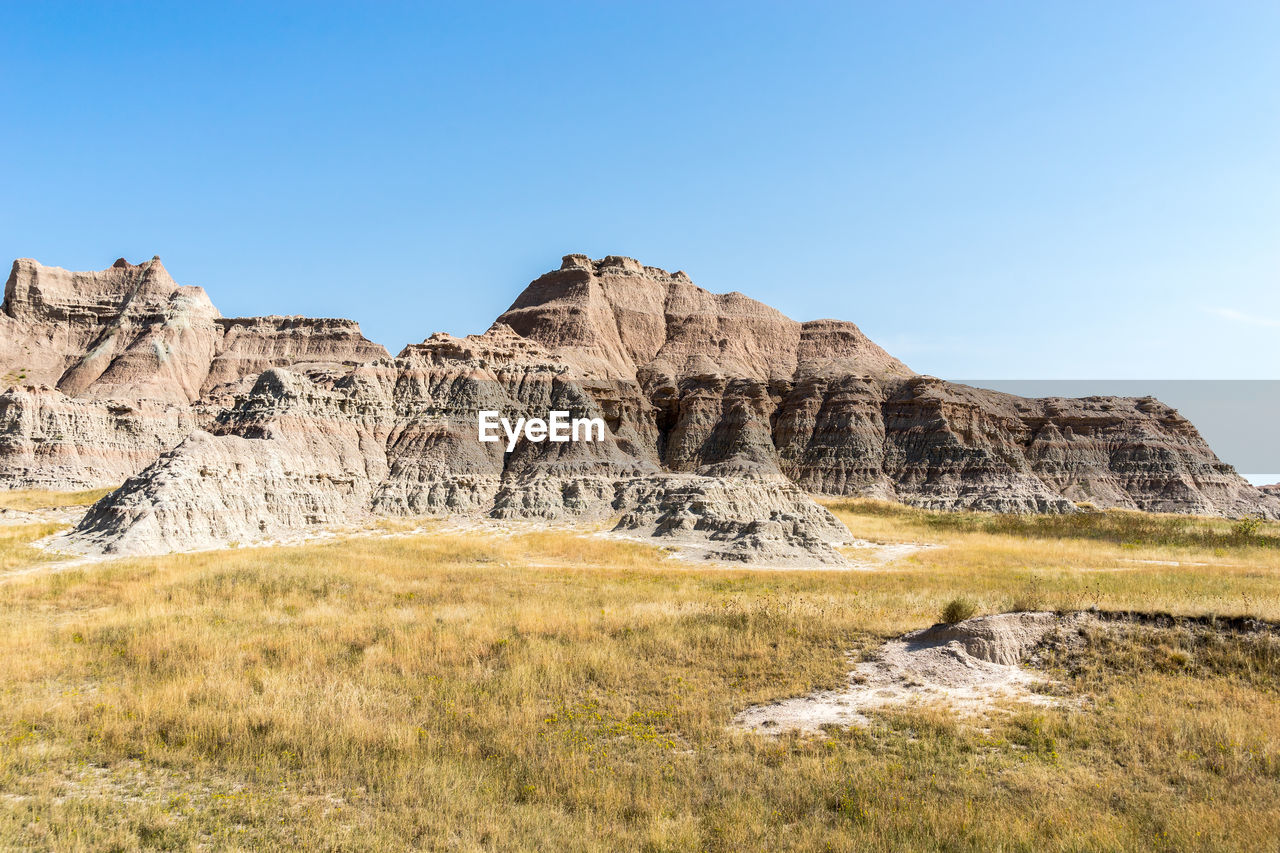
top-left (2, 1), bottom-right (1277, 378)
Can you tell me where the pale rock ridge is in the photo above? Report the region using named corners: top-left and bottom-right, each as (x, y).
top-left (615, 477), bottom-right (851, 564)
top-left (70, 368), bottom-right (392, 555)
top-left (1, 257), bottom-right (388, 489)
top-left (0, 386), bottom-right (198, 490)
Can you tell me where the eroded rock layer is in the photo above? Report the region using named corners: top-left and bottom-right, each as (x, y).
top-left (61, 332), bottom-right (853, 563)
top-left (0, 256), bottom-right (388, 488)
top-left (492, 255), bottom-right (1274, 519)
top-left (7, 252), bottom-right (1276, 561)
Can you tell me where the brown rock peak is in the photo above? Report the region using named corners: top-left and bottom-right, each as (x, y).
top-left (496, 254), bottom-right (912, 381)
top-left (2, 254), bottom-right (388, 408)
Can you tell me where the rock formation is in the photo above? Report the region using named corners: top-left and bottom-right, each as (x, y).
top-left (0, 256), bottom-right (388, 489)
top-left (492, 255), bottom-right (1273, 518)
top-left (61, 324), bottom-right (854, 563)
top-left (4, 252), bottom-right (1275, 561)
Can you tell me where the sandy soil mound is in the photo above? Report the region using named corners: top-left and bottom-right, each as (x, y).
top-left (735, 612), bottom-right (1079, 735)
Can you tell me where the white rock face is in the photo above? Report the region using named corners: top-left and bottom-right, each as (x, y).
top-left (614, 477), bottom-right (852, 564)
top-left (64, 429), bottom-right (379, 555)
top-left (0, 386), bottom-right (198, 490)
top-left (0, 256), bottom-right (388, 490)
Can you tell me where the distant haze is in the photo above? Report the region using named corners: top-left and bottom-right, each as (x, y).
top-left (958, 381), bottom-right (1280, 479)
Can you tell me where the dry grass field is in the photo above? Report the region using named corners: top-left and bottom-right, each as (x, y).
top-left (0, 491), bottom-right (1277, 851)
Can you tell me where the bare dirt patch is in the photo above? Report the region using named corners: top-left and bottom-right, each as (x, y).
top-left (735, 611), bottom-right (1085, 734)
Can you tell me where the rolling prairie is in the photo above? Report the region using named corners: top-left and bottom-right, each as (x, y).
top-left (1, 491), bottom-right (1277, 851)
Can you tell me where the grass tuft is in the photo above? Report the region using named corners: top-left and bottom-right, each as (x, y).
top-left (940, 596), bottom-right (977, 624)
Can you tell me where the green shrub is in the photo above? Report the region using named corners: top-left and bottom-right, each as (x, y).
top-left (941, 596), bottom-right (976, 624)
top-left (1233, 517), bottom-right (1262, 539)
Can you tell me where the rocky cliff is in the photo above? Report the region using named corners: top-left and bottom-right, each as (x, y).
top-left (7, 253), bottom-right (1275, 561)
top-left (0, 256), bottom-right (388, 488)
top-left (493, 255), bottom-right (1273, 518)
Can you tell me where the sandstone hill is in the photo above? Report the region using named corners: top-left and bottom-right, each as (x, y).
top-left (2, 253), bottom-right (1275, 561)
top-left (0, 256), bottom-right (388, 489)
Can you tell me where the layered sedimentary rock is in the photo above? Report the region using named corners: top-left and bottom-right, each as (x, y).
top-left (614, 478), bottom-right (852, 564)
top-left (0, 256), bottom-right (388, 488)
top-left (497, 254), bottom-right (911, 382)
top-left (16, 252), bottom-right (1279, 561)
top-left (64, 329), bottom-right (851, 562)
top-left (494, 255), bottom-right (1273, 518)
top-left (868, 380), bottom-right (1270, 516)
top-left (0, 387), bottom-right (198, 491)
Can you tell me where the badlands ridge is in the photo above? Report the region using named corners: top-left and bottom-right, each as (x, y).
top-left (2, 253), bottom-right (1275, 561)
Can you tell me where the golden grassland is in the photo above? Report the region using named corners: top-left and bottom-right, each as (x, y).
top-left (0, 488), bottom-right (115, 513)
top-left (0, 489), bottom-right (114, 574)
top-left (0, 493), bottom-right (1277, 851)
